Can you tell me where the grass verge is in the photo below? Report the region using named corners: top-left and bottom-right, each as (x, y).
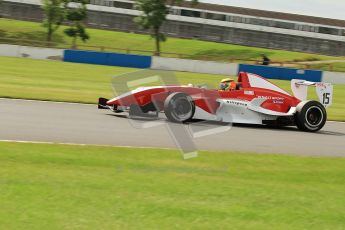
top-left (308, 62), bottom-right (345, 72)
top-left (1, 141), bottom-right (345, 230)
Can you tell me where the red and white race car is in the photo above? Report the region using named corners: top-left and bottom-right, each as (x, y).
top-left (99, 72), bottom-right (333, 132)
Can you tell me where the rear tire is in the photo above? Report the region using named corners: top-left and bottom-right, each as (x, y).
top-left (295, 100), bottom-right (327, 132)
top-left (164, 93), bottom-right (195, 123)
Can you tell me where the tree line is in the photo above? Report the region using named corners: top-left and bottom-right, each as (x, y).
top-left (42, 0), bottom-right (198, 55)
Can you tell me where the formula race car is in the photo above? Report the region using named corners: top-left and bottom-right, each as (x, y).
top-left (99, 72), bottom-right (333, 132)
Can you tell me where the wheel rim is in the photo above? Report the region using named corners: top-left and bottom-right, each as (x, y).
top-left (171, 97), bottom-right (193, 121)
top-left (305, 106), bottom-right (324, 128)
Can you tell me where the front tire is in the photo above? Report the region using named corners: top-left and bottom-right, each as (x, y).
top-left (295, 100), bottom-right (327, 132)
top-left (164, 93), bottom-right (195, 123)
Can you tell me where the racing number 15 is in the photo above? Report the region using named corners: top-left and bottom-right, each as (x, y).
top-left (323, 93), bottom-right (330, 105)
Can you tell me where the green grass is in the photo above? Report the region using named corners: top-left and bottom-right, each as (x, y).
top-left (0, 18), bottom-right (343, 63)
top-left (0, 56), bottom-right (226, 102)
top-left (0, 142), bottom-right (345, 230)
top-left (306, 62), bottom-right (345, 72)
top-left (0, 56), bottom-right (344, 121)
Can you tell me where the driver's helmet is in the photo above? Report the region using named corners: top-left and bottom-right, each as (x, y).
top-left (220, 78), bottom-right (235, 91)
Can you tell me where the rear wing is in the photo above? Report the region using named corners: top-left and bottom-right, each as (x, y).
top-left (291, 79), bottom-right (333, 108)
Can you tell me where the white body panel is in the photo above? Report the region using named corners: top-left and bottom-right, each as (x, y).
top-left (291, 79), bottom-right (333, 108)
top-left (247, 73), bottom-right (291, 96)
top-left (315, 83), bottom-right (333, 108)
top-left (193, 99), bottom-right (279, 125)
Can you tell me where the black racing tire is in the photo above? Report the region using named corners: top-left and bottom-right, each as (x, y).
top-left (295, 100), bottom-right (327, 132)
top-left (164, 92), bottom-right (195, 123)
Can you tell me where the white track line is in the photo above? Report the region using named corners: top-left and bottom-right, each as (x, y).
top-left (328, 121), bottom-right (345, 124)
top-left (0, 139), bottom-right (175, 151)
top-left (0, 97), bottom-right (95, 106)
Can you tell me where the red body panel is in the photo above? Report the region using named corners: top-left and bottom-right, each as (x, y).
top-left (107, 72), bottom-right (301, 114)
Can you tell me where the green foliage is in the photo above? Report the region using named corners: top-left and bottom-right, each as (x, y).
top-left (134, 0), bottom-right (167, 30)
top-left (64, 24), bottom-right (89, 42)
top-left (134, 0), bottom-right (198, 55)
top-left (41, 0), bottom-right (67, 41)
top-left (63, 0), bottom-right (89, 47)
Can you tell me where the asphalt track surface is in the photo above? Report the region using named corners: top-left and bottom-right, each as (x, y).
top-left (0, 98), bottom-right (344, 156)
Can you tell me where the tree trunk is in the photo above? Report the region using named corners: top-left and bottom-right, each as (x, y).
top-left (47, 24), bottom-right (52, 43)
top-left (72, 36), bottom-right (77, 49)
top-left (154, 27), bottom-right (160, 56)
